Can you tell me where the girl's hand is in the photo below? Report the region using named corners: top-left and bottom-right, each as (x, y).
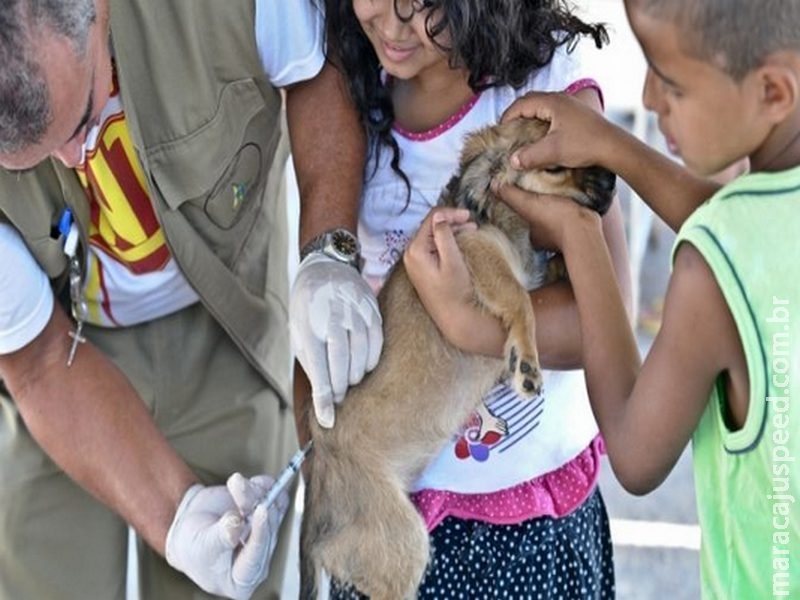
top-left (500, 91), bottom-right (616, 172)
top-left (496, 184), bottom-right (603, 253)
top-left (403, 208), bottom-right (506, 356)
top-left (403, 207), bottom-right (476, 317)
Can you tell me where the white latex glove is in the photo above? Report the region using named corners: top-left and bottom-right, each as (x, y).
top-left (165, 474), bottom-right (290, 600)
top-left (289, 252), bottom-right (383, 428)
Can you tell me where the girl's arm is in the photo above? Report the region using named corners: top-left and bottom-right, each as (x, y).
top-left (499, 184), bottom-right (747, 494)
top-left (404, 201), bottom-right (628, 369)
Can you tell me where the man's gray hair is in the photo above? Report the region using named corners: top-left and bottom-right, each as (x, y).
top-left (0, 0), bottom-right (97, 154)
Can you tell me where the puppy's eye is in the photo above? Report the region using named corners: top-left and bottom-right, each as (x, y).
top-left (544, 166), bottom-right (567, 174)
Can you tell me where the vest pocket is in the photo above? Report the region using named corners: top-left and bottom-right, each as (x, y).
top-left (144, 78), bottom-right (281, 267)
top-left (205, 142), bottom-right (263, 230)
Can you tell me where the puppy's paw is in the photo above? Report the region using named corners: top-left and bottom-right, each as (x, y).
top-left (508, 346), bottom-right (543, 398)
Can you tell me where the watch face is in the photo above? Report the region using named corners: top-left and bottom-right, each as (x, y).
top-left (331, 229), bottom-right (359, 258)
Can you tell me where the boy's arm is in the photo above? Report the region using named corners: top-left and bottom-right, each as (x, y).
top-left (598, 242), bottom-right (745, 493)
top-left (499, 185), bottom-right (743, 494)
top-left (501, 92), bottom-right (720, 231)
top-left (528, 180), bottom-right (631, 369)
top-left (526, 87), bottom-right (633, 369)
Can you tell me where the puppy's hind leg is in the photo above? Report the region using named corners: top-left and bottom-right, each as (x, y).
top-left (321, 480), bottom-right (430, 600)
top-left (458, 230), bottom-right (543, 397)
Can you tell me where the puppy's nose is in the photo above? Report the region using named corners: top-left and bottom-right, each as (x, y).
top-left (587, 166), bottom-right (616, 195)
top-left (583, 167), bottom-right (616, 215)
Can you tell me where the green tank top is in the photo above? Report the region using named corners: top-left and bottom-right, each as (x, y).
top-left (674, 166), bottom-right (800, 598)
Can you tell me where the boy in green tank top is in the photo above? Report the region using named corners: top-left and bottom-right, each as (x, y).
top-left (405, 0), bottom-right (800, 597)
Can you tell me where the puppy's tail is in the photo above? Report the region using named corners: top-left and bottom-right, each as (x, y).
top-left (299, 469), bottom-right (319, 600)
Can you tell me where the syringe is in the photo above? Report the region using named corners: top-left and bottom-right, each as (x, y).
top-left (259, 441), bottom-right (313, 509)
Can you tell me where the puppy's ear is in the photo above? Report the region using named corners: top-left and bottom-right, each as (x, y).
top-left (439, 174), bottom-right (462, 207)
top-left (460, 189), bottom-right (485, 222)
top-left (459, 123), bottom-right (498, 165)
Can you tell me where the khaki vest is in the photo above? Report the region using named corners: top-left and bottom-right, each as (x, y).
top-left (0, 0), bottom-right (292, 400)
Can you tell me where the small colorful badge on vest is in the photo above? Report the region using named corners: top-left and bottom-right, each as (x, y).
top-left (232, 182), bottom-right (247, 210)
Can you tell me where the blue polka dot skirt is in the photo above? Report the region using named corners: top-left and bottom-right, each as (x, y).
top-left (330, 487), bottom-right (615, 599)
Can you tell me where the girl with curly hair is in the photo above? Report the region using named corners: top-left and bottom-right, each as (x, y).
top-left (315, 1), bottom-right (631, 596)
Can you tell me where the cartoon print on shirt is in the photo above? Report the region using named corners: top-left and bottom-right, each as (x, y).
top-left (454, 386), bottom-right (545, 463)
top-left (454, 403), bottom-right (507, 462)
top-left (476, 402), bottom-right (508, 440)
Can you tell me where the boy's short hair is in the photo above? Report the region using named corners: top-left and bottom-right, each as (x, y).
top-left (637, 0), bottom-right (800, 80)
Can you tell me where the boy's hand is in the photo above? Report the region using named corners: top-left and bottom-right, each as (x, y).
top-left (500, 92), bottom-right (613, 172)
top-left (496, 184), bottom-right (602, 252)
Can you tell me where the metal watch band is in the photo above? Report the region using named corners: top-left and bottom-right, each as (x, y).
top-left (299, 228), bottom-right (361, 270)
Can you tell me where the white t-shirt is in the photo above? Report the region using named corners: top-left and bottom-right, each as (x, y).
top-left (255, 0), bottom-right (325, 87)
top-left (0, 224), bottom-right (55, 354)
top-left (0, 1), bottom-right (324, 352)
top-left (359, 45), bottom-right (601, 493)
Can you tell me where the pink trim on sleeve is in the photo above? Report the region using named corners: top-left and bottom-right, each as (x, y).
top-left (564, 77), bottom-right (605, 111)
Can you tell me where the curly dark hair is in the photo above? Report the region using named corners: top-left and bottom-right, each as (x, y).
top-left (320, 0), bottom-right (608, 194)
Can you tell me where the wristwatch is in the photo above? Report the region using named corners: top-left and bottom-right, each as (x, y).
top-left (300, 228), bottom-right (362, 271)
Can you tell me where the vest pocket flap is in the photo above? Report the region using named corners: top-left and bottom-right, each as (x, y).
top-left (145, 79), bottom-right (276, 212)
top-left (29, 236), bottom-right (70, 279)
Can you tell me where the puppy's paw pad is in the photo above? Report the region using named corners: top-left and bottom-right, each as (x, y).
top-left (507, 346), bottom-right (542, 398)
top-left (515, 362), bottom-right (543, 398)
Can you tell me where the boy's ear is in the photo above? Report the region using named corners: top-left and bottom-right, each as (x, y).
top-left (757, 53), bottom-right (800, 123)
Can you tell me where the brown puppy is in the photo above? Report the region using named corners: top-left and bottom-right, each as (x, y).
top-left (299, 117), bottom-right (615, 600)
